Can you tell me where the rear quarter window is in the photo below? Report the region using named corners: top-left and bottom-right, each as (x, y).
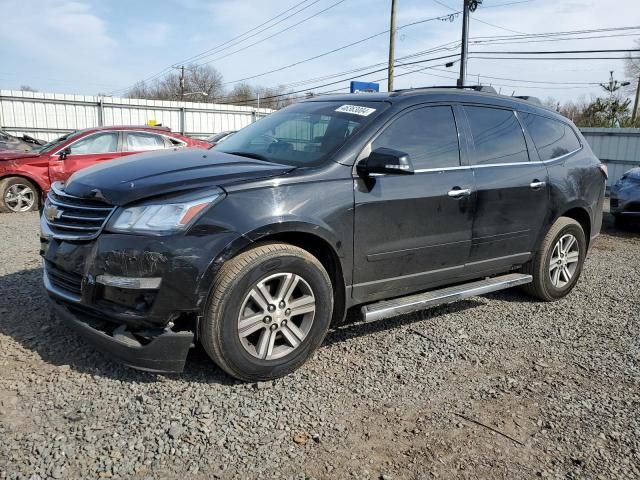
top-left (521, 113), bottom-right (581, 161)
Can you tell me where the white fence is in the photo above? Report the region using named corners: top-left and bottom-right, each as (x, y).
top-left (0, 90), bottom-right (273, 141)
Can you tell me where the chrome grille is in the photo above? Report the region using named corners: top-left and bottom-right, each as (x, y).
top-left (44, 183), bottom-right (115, 240)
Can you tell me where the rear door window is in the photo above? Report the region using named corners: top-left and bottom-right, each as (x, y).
top-left (465, 106), bottom-right (529, 165)
top-left (520, 113), bottom-right (581, 161)
top-left (126, 132), bottom-right (167, 151)
top-left (371, 106), bottom-right (460, 169)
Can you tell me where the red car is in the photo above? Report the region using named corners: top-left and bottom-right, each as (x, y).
top-left (0, 126), bottom-right (210, 213)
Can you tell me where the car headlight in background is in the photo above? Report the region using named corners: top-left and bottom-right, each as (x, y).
top-left (107, 191), bottom-right (223, 234)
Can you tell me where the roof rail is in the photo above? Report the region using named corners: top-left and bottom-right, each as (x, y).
top-left (513, 95), bottom-right (542, 105)
top-left (393, 85), bottom-right (498, 95)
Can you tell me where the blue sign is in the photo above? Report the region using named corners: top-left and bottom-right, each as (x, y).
top-left (350, 81), bottom-right (380, 93)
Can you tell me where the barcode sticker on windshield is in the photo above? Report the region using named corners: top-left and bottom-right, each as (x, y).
top-left (335, 105), bottom-right (376, 116)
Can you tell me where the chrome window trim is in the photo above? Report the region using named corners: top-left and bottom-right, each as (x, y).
top-left (406, 148), bottom-right (581, 174)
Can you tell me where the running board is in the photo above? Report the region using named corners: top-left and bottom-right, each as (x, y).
top-left (360, 273), bottom-right (532, 323)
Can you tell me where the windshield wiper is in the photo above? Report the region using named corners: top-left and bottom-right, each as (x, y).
top-left (227, 151), bottom-right (271, 162)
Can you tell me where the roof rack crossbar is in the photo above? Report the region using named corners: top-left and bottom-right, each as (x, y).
top-left (393, 85), bottom-right (498, 95)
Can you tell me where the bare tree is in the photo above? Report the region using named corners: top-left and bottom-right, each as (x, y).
top-left (125, 64), bottom-right (224, 102)
top-left (227, 83), bottom-right (255, 105)
top-left (625, 39), bottom-right (640, 80)
top-left (19, 85), bottom-right (38, 92)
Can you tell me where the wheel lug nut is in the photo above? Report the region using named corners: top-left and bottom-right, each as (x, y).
top-left (270, 324), bottom-right (278, 331)
top-left (281, 320), bottom-right (287, 327)
top-left (285, 308), bottom-right (291, 315)
top-left (268, 304), bottom-right (275, 312)
top-left (279, 301), bottom-right (286, 308)
top-left (263, 316), bottom-right (271, 324)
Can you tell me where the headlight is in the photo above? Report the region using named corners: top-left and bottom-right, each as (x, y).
top-left (107, 192), bottom-right (223, 234)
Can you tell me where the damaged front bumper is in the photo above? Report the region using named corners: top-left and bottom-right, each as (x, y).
top-left (40, 215), bottom-right (247, 373)
top-left (53, 301), bottom-right (194, 373)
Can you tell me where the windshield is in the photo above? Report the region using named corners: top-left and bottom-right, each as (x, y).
top-left (37, 130), bottom-right (83, 153)
top-left (215, 100), bottom-right (388, 166)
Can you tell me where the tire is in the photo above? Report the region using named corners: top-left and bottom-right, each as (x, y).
top-left (200, 242), bottom-right (333, 382)
top-left (522, 217), bottom-right (586, 302)
top-left (0, 177), bottom-right (40, 213)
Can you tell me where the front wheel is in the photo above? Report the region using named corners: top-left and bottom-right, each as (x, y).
top-left (522, 217), bottom-right (586, 301)
top-left (200, 243), bottom-right (333, 382)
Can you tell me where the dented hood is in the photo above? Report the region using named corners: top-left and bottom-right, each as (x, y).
top-left (64, 148), bottom-right (294, 205)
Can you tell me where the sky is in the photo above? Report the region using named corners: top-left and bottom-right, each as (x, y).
top-left (0, 0), bottom-right (638, 103)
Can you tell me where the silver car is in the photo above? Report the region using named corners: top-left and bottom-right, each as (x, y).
top-left (610, 167), bottom-right (640, 227)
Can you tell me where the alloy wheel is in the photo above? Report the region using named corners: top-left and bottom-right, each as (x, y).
top-left (237, 272), bottom-right (316, 360)
top-left (549, 233), bottom-right (580, 288)
top-left (5, 184), bottom-right (35, 212)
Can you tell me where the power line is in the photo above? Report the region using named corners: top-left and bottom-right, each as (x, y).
top-left (178, 0), bottom-right (323, 65)
top-left (471, 48), bottom-right (640, 54)
top-left (106, 0), bottom-right (324, 95)
top-left (218, 53), bottom-right (463, 105)
top-left (432, 0), bottom-right (527, 35)
top-left (221, 11), bottom-right (462, 86)
top-left (471, 56), bottom-right (639, 60)
top-left (195, 0), bottom-right (348, 66)
top-left (469, 25), bottom-right (640, 41)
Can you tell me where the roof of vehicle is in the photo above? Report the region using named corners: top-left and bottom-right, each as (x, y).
top-left (75, 125), bottom-right (177, 135)
top-left (304, 86), bottom-right (566, 121)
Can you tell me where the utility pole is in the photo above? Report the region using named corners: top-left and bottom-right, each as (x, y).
top-left (632, 75), bottom-right (640, 125)
top-left (387, 0), bottom-right (397, 92)
top-left (179, 65), bottom-right (185, 101)
top-left (457, 0), bottom-right (482, 87)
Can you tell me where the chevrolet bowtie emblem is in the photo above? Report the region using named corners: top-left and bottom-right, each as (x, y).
top-left (45, 205), bottom-right (63, 222)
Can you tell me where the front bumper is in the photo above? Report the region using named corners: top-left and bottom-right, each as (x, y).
top-left (610, 192), bottom-right (640, 216)
top-left (41, 214), bottom-right (248, 372)
top-left (53, 301), bottom-right (193, 373)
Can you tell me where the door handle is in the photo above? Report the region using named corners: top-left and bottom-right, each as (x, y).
top-left (529, 180), bottom-right (546, 190)
top-left (447, 188), bottom-right (472, 198)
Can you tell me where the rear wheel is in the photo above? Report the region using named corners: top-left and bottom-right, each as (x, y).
top-left (0, 177), bottom-right (39, 213)
top-left (200, 243), bottom-right (333, 381)
top-left (522, 217), bottom-right (586, 301)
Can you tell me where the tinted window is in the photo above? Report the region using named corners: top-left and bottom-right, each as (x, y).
top-left (465, 106), bottom-right (529, 165)
top-left (69, 132), bottom-right (118, 154)
top-left (371, 106), bottom-right (460, 169)
top-left (521, 113), bottom-right (581, 161)
top-left (126, 132), bottom-right (166, 151)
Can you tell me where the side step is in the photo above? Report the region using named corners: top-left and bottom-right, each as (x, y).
top-left (361, 273), bottom-right (532, 323)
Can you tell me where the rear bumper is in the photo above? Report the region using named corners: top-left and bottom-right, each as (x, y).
top-left (53, 301), bottom-right (193, 373)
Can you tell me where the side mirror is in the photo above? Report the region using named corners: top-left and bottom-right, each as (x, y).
top-left (59, 148), bottom-right (70, 160)
top-left (357, 147), bottom-right (414, 176)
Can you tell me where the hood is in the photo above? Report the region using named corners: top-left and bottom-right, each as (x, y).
top-left (623, 167), bottom-right (640, 181)
top-left (0, 150), bottom-right (41, 160)
top-left (65, 148), bottom-right (294, 205)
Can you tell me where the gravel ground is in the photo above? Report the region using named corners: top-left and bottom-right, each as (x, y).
top-left (0, 210), bottom-right (639, 480)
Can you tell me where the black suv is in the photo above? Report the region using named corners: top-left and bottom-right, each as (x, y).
top-left (41, 87), bottom-right (606, 381)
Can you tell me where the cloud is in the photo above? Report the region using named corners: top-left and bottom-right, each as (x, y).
top-left (0, 0), bottom-right (116, 63)
top-left (127, 23), bottom-right (170, 47)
